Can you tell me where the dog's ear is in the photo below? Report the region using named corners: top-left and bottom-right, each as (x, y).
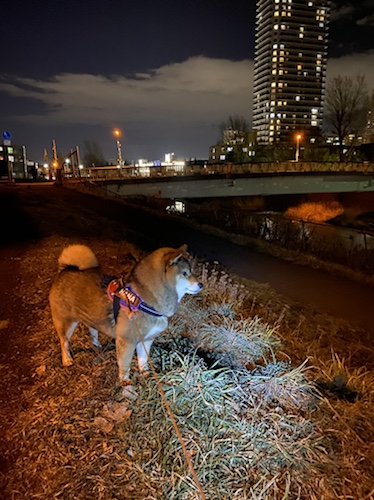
top-left (168, 244), bottom-right (187, 266)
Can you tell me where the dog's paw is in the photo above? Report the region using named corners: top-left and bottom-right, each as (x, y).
top-left (62, 357), bottom-right (73, 367)
top-left (121, 384), bottom-right (138, 401)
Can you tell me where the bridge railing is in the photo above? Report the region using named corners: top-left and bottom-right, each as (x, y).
top-left (65, 161), bottom-right (374, 181)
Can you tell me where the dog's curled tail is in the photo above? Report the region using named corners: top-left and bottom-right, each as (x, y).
top-left (58, 245), bottom-right (99, 271)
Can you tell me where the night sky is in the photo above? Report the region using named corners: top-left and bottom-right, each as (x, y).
top-left (1, 0), bottom-right (374, 163)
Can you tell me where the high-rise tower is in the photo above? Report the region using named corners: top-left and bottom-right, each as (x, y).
top-left (253, 0), bottom-right (330, 145)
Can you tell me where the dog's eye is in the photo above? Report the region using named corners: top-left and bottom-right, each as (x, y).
top-left (182, 271), bottom-right (189, 277)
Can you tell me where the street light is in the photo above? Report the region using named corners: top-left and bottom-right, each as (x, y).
top-left (113, 128), bottom-right (123, 167)
top-left (295, 134), bottom-right (302, 161)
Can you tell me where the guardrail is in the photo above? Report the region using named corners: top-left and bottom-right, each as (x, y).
top-left (65, 161), bottom-right (374, 182)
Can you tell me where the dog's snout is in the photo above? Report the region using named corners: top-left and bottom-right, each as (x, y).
top-left (198, 282), bottom-right (203, 290)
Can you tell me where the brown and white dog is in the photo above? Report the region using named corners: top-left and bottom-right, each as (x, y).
top-left (49, 244), bottom-right (203, 382)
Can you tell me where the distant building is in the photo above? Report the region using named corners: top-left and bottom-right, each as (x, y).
top-left (0, 143), bottom-right (27, 180)
top-left (253, 0), bottom-right (330, 145)
top-left (134, 153), bottom-right (186, 176)
top-left (209, 130), bottom-right (257, 163)
top-left (364, 90), bottom-right (374, 144)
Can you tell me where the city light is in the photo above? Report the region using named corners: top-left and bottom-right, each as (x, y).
top-left (113, 128), bottom-right (123, 166)
top-left (295, 134), bottom-right (302, 161)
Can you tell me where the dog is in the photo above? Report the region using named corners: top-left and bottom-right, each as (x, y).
top-left (49, 244), bottom-right (203, 382)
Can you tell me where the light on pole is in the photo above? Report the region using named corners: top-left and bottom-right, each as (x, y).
top-left (295, 134), bottom-right (302, 161)
top-left (113, 128), bottom-right (123, 167)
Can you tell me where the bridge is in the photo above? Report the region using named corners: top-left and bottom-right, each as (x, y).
top-left (65, 161), bottom-right (374, 199)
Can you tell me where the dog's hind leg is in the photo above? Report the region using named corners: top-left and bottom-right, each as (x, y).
top-left (54, 319), bottom-right (79, 366)
top-left (89, 327), bottom-right (101, 349)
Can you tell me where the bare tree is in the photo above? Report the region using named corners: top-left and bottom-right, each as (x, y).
top-left (324, 74), bottom-right (369, 157)
top-left (219, 115), bottom-right (249, 142)
top-left (82, 140), bottom-right (105, 167)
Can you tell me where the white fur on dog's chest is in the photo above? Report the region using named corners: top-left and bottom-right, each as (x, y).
top-left (142, 317), bottom-right (168, 341)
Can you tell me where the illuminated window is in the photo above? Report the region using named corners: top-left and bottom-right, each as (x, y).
top-left (297, 64), bottom-right (302, 70)
top-left (299, 33), bottom-right (304, 38)
top-left (295, 95), bottom-right (300, 101)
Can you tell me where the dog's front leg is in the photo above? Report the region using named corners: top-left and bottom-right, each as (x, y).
top-left (136, 339), bottom-right (154, 373)
top-left (116, 335), bottom-right (137, 381)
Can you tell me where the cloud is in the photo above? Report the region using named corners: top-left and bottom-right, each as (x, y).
top-left (0, 56), bottom-right (254, 127)
top-left (330, 2), bottom-right (355, 22)
top-left (326, 50), bottom-right (374, 91)
top-left (357, 14), bottom-right (374, 26)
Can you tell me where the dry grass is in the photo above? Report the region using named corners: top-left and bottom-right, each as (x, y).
top-left (1, 239), bottom-right (374, 499)
top-left (285, 201), bottom-right (344, 224)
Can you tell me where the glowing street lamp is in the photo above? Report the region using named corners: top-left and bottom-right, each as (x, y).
top-left (113, 128), bottom-right (123, 166)
top-left (295, 134), bottom-right (302, 161)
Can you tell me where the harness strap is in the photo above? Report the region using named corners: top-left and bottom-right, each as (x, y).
top-left (107, 279), bottom-right (164, 318)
